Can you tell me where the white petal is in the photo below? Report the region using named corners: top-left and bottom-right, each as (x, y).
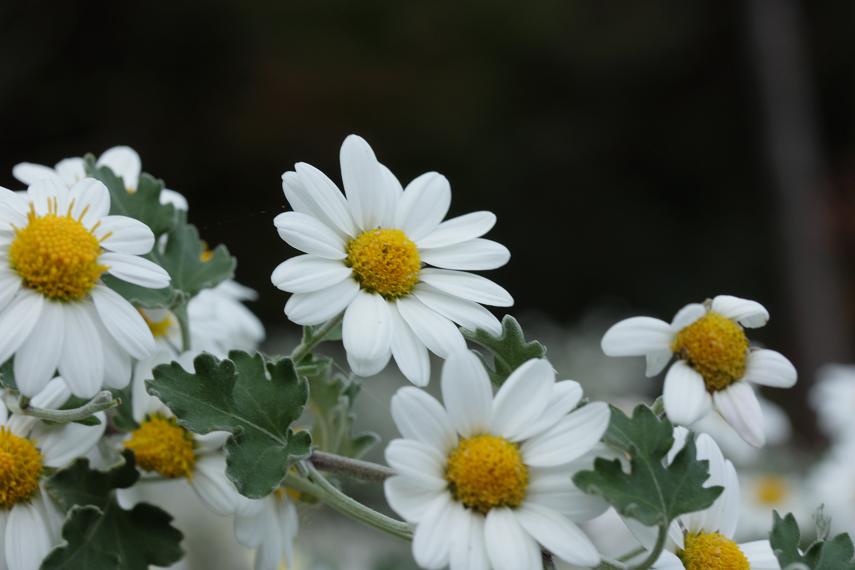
top-left (484, 508), bottom-right (542, 570)
top-left (14, 301), bottom-right (64, 396)
top-left (412, 493), bottom-right (455, 570)
top-left (340, 135), bottom-right (387, 231)
top-left (646, 349), bottom-right (673, 376)
top-left (713, 382), bottom-right (765, 447)
top-left (270, 254), bottom-right (350, 293)
top-left (96, 215), bottom-right (155, 255)
top-left (97, 146), bottom-right (141, 189)
top-left (283, 278), bottom-right (359, 325)
top-left (414, 285), bottom-right (501, 336)
top-left (421, 239), bottom-right (509, 271)
top-left (711, 295), bottom-right (769, 328)
top-left (389, 305), bottom-right (431, 386)
top-left (390, 387), bottom-right (457, 453)
top-left (7, 378), bottom-right (70, 437)
top-left (491, 359), bottom-right (554, 441)
top-left (526, 469), bottom-right (608, 522)
top-left (27, 178), bottom-right (68, 216)
top-left (385, 439), bottom-right (446, 487)
top-left (58, 303), bottom-right (105, 398)
top-left (290, 163), bottom-right (357, 236)
top-left (522, 402), bottom-right (610, 467)
top-left (601, 316), bottom-right (673, 357)
top-left (191, 455), bottom-right (242, 515)
top-left (671, 303), bottom-right (706, 331)
top-left (0, 269), bottom-right (21, 312)
top-left (651, 550), bottom-right (685, 570)
top-left (273, 211), bottom-right (346, 259)
top-left (396, 295), bottom-right (466, 358)
top-left (97, 318), bottom-right (132, 389)
top-left (716, 460), bottom-right (741, 539)
top-left (91, 284), bottom-right (156, 358)
top-left (449, 507), bottom-right (489, 570)
top-left (396, 172), bottom-right (451, 242)
top-left (378, 163), bottom-right (403, 227)
top-left (516, 503), bottom-right (600, 567)
top-left (384, 475), bottom-right (446, 523)
top-left (680, 432), bottom-right (727, 534)
top-left (663, 361), bottom-right (712, 426)
top-left (54, 158), bottom-right (86, 185)
top-left (34, 414), bottom-right (106, 467)
top-left (743, 349), bottom-right (797, 388)
top-left (342, 291), bottom-right (393, 376)
top-left (0, 290), bottom-right (43, 373)
top-left (0, 188), bottom-right (28, 230)
top-left (68, 178), bottom-right (110, 227)
top-left (441, 350), bottom-right (493, 438)
top-left (12, 162), bottom-right (63, 186)
top-left (160, 188), bottom-right (188, 210)
top-left (513, 380), bottom-right (583, 441)
top-left (418, 211), bottom-right (496, 249)
top-left (101, 252), bottom-right (171, 288)
top-left (419, 268), bottom-right (513, 307)
top-left (234, 501), bottom-right (269, 548)
top-left (5, 500), bottom-right (54, 570)
top-left (739, 540), bottom-right (779, 569)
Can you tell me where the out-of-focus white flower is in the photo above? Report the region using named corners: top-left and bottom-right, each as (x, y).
top-left (0, 379), bottom-right (106, 570)
top-left (0, 179), bottom-right (170, 397)
top-left (601, 295), bottom-right (797, 447)
top-left (187, 280), bottom-right (265, 356)
top-left (737, 471), bottom-right (811, 542)
top-left (810, 364), bottom-right (855, 443)
top-left (272, 134), bottom-right (512, 386)
top-left (234, 488), bottom-right (298, 570)
top-left (13, 146), bottom-right (188, 209)
top-left (807, 441), bottom-right (855, 537)
top-left (384, 350), bottom-right (610, 570)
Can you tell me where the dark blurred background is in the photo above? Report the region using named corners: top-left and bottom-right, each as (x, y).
top-left (3, 0), bottom-right (855, 438)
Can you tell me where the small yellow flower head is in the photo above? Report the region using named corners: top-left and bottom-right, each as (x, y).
top-left (140, 310), bottom-right (174, 338)
top-left (445, 434), bottom-right (528, 514)
top-left (671, 312), bottom-right (749, 392)
top-left (754, 475), bottom-right (789, 506)
top-left (346, 229), bottom-right (421, 299)
top-left (678, 532), bottom-right (749, 570)
top-left (124, 415), bottom-right (196, 479)
top-left (0, 427), bottom-right (43, 509)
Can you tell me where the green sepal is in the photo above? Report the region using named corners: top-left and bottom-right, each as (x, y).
top-left (462, 315), bottom-right (546, 385)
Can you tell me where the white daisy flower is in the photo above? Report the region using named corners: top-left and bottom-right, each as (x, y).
top-left (13, 145), bottom-right (188, 210)
top-left (271, 134), bottom-right (512, 386)
top-left (0, 378), bottom-right (106, 570)
top-left (810, 364), bottom-right (855, 443)
top-left (187, 280), bottom-right (265, 356)
top-left (123, 351), bottom-right (260, 517)
top-left (0, 178), bottom-right (170, 398)
top-left (737, 471), bottom-right (810, 542)
top-left (234, 488), bottom-right (298, 570)
top-left (632, 428), bottom-right (779, 569)
top-left (384, 350), bottom-right (610, 570)
top-left (601, 295), bottom-right (797, 446)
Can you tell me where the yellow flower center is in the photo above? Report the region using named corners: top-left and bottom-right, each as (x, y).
top-left (345, 229), bottom-right (420, 299)
top-left (754, 475), bottom-right (789, 506)
top-left (0, 427), bottom-right (43, 509)
top-left (9, 203), bottom-right (108, 301)
top-left (124, 415), bottom-right (196, 479)
top-left (445, 434), bottom-right (528, 514)
top-left (671, 312), bottom-right (749, 392)
top-left (199, 242), bottom-right (213, 262)
top-left (141, 311), bottom-right (174, 338)
top-left (678, 532), bottom-right (749, 570)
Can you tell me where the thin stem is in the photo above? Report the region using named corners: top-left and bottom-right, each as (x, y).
top-left (617, 545), bottom-right (646, 562)
top-left (16, 391), bottom-right (119, 423)
top-left (174, 302), bottom-right (192, 352)
top-left (290, 314), bottom-right (343, 363)
top-left (629, 523), bottom-right (668, 570)
top-left (290, 463), bottom-right (413, 541)
top-left (310, 450), bottom-right (395, 482)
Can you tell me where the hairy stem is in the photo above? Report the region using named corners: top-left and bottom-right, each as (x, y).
top-left (173, 302), bottom-right (192, 352)
top-left (17, 391), bottom-right (119, 423)
top-left (310, 450), bottom-right (395, 482)
top-left (290, 314), bottom-right (344, 363)
top-left (630, 522), bottom-right (668, 570)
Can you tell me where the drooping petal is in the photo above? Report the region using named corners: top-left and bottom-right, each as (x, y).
top-left (601, 316), bottom-right (673, 357)
top-left (441, 350), bottom-right (493, 438)
top-left (340, 135), bottom-right (387, 231)
top-left (273, 211), bottom-right (346, 259)
top-left (270, 254), bottom-right (350, 293)
top-left (390, 387), bottom-right (457, 453)
top-left (413, 285), bottom-right (501, 336)
top-left (419, 268), bottom-right (513, 307)
top-left (101, 252), bottom-right (171, 288)
top-left (490, 359), bottom-right (554, 441)
top-left (389, 305), bottom-right (431, 387)
top-left (516, 503), bottom-right (601, 568)
top-left (421, 239), bottom-right (509, 271)
top-left (396, 296), bottom-right (466, 358)
top-left (342, 291), bottom-right (393, 376)
top-left (96, 215), bottom-right (155, 255)
top-left (283, 278), bottom-right (359, 325)
top-left (742, 349), bottom-right (797, 388)
top-left (713, 381), bottom-right (765, 447)
top-left (711, 295), bottom-right (769, 328)
top-left (396, 172), bottom-right (451, 242)
top-left (90, 284), bottom-right (156, 359)
top-left (417, 211), bottom-right (496, 249)
top-left (484, 508), bottom-right (542, 570)
top-left (663, 361), bottom-right (712, 426)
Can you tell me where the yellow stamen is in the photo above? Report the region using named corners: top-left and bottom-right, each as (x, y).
top-left (671, 312), bottom-right (749, 392)
top-left (678, 532), bottom-right (749, 570)
top-left (199, 242), bottom-right (213, 262)
top-left (124, 415), bottom-right (196, 479)
top-left (9, 205), bottom-right (107, 301)
top-left (0, 427), bottom-right (43, 509)
top-left (445, 434), bottom-right (528, 514)
top-left (345, 229), bottom-right (420, 299)
top-left (754, 475), bottom-right (788, 505)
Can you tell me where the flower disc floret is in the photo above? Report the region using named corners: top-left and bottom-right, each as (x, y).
top-left (677, 532), bottom-right (749, 570)
top-left (0, 427), bottom-right (43, 509)
top-left (9, 204), bottom-right (107, 301)
top-left (671, 312), bottom-right (749, 391)
top-left (445, 434), bottom-right (528, 514)
top-left (345, 229), bottom-right (421, 299)
top-left (124, 415), bottom-right (196, 479)
top-left (754, 475), bottom-right (788, 505)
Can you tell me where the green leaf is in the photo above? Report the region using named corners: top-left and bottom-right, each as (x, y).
top-left (0, 358), bottom-right (16, 390)
top-left (147, 351), bottom-right (312, 498)
top-left (462, 315), bottom-right (546, 385)
top-left (42, 451), bottom-right (183, 570)
top-left (152, 213), bottom-right (236, 299)
top-left (573, 405), bottom-right (722, 527)
top-left (84, 156), bottom-right (178, 238)
top-left (771, 511), bottom-right (855, 569)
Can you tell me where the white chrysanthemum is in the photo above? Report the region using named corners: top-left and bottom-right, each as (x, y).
top-left (384, 350), bottom-right (610, 570)
top-left (631, 428), bottom-right (779, 569)
top-left (0, 178), bottom-right (170, 398)
top-left (124, 351), bottom-right (261, 517)
top-left (810, 364), bottom-right (855, 443)
top-left (737, 471), bottom-right (810, 542)
top-left (601, 295), bottom-right (797, 446)
top-left (13, 145), bottom-right (188, 209)
top-left (271, 135), bottom-right (512, 386)
top-left (234, 488), bottom-right (298, 570)
top-left (0, 379), bottom-right (106, 570)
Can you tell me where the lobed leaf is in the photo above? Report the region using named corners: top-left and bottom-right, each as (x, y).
top-left (771, 511), bottom-right (855, 569)
top-left (462, 315), bottom-right (546, 385)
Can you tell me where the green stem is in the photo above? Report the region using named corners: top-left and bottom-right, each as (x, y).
top-left (629, 523), bottom-right (668, 570)
top-left (310, 450), bottom-right (395, 482)
top-left (174, 302), bottom-right (192, 352)
top-left (617, 545), bottom-right (646, 562)
top-left (290, 314), bottom-right (344, 363)
top-left (287, 463), bottom-right (413, 541)
top-left (17, 391), bottom-right (119, 423)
